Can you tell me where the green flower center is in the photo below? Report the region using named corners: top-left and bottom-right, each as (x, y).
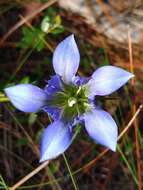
top-left (48, 83), bottom-right (91, 121)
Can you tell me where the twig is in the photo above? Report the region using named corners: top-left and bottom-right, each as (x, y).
top-left (0, 0), bottom-right (57, 46)
top-left (10, 160), bottom-right (50, 190)
top-left (5, 105), bottom-right (39, 157)
top-left (117, 104), bottom-right (143, 140)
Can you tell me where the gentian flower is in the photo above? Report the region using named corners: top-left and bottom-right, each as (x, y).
top-left (4, 35), bottom-right (134, 162)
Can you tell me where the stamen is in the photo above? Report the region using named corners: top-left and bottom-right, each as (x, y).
top-left (68, 97), bottom-right (77, 107)
top-left (76, 86), bottom-right (81, 95)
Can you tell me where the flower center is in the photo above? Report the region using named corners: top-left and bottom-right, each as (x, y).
top-left (48, 82), bottom-right (90, 122)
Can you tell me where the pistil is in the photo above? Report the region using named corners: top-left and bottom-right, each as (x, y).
top-left (68, 97), bottom-right (77, 107)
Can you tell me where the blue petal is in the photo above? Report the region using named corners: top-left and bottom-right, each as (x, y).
top-left (43, 75), bottom-right (62, 120)
top-left (84, 108), bottom-right (118, 151)
top-left (4, 84), bottom-right (48, 112)
top-left (40, 120), bottom-right (72, 162)
top-left (72, 76), bottom-right (90, 86)
top-left (44, 75), bottom-right (62, 97)
top-left (43, 106), bottom-right (61, 120)
top-left (53, 35), bottom-right (80, 84)
top-left (86, 66), bottom-right (134, 98)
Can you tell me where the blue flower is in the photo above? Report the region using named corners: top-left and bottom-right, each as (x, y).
top-left (4, 35), bottom-right (134, 162)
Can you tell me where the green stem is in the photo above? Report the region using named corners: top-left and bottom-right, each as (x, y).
top-left (0, 97), bottom-right (9, 102)
top-left (0, 175), bottom-right (9, 190)
top-left (117, 145), bottom-right (138, 185)
top-left (63, 154), bottom-right (79, 190)
top-left (8, 47), bottom-right (34, 82)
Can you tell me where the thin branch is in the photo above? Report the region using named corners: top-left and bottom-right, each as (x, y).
top-left (10, 160), bottom-right (50, 190)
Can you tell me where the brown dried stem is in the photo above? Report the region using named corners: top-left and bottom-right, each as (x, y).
top-left (128, 29), bottom-right (142, 190)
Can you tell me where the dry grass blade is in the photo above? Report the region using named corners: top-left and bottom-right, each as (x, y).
top-left (128, 29), bottom-right (142, 190)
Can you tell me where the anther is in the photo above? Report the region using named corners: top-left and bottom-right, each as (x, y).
top-left (76, 86), bottom-right (81, 95)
